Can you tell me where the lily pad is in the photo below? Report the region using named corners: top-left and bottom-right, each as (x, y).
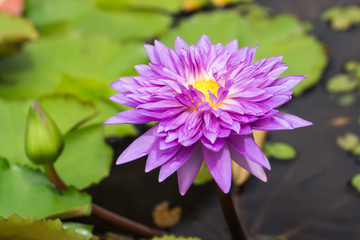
top-left (351, 144), bottom-right (360, 156)
top-left (0, 158), bottom-right (91, 219)
top-left (350, 173), bottom-right (360, 192)
top-left (0, 98), bottom-right (35, 167)
top-left (25, 0), bottom-right (171, 41)
top-left (55, 126), bottom-right (113, 190)
top-left (160, 6), bottom-right (327, 95)
top-left (0, 98), bottom-right (114, 189)
top-left (0, 35), bottom-right (147, 100)
top-left (0, 13), bottom-right (38, 55)
top-left (263, 142), bottom-right (297, 160)
top-left (80, 100), bottom-right (137, 138)
top-left (344, 60), bottom-right (360, 76)
top-left (322, 6), bottom-right (360, 31)
top-left (39, 96), bottom-right (97, 134)
top-left (336, 132), bottom-right (359, 151)
top-left (326, 74), bottom-right (359, 93)
top-left (0, 214), bottom-right (87, 240)
top-left (96, 0), bottom-right (183, 13)
top-left (153, 235), bottom-right (201, 240)
top-left (336, 93), bottom-right (358, 106)
top-left (63, 222), bottom-right (98, 240)
top-left (193, 162), bottom-right (213, 185)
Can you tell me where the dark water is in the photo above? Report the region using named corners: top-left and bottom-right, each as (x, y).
top-left (88, 0), bottom-right (360, 239)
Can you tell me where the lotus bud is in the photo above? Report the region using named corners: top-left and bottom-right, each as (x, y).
top-left (25, 102), bottom-right (64, 165)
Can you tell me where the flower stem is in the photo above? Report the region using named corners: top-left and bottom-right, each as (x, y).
top-left (91, 203), bottom-right (162, 238)
top-left (43, 163), bottom-right (162, 238)
top-left (216, 185), bottom-right (248, 240)
top-left (43, 164), bottom-right (67, 190)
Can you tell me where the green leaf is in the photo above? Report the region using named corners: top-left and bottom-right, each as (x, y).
top-left (80, 100), bottom-right (137, 138)
top-left (326, 74), bottom-right (359, 93)
top-left (0, 13), bottom-right (38, 55)
top-left (0, 158), bottom-right (91, 219)
top-left (63, 222), bottom-right (98, 240)
top-left (25, 0), bottom-right (172, 41)
top-left (0, 98), bottom-right (36, 167)
top-left (0, 214), bottom-right (87, 240)
top-left (39, 95), bottom-right (97, 134)
top-left (344, 60), bottom-right (360, 73)
top-left (336, 93), bottom-right (357, 106)
top-left (344, 60), bottom-right (360, 79)
top-left (160, 6), bottom-right (327, 95)
top-left (0, 35), bottom-right (147, 100)
top-left (0, 98), bottom-right (113, 189)
top-left (96, 0), bottom-right (183, 13)
top-left (55, 126), bottom-right (112, 190)
top-left (336, 132), bottom-right (359, 151)
top-left (193, 162), bottom-right (213, 185)
top-left (322, 6), bottom-right (360, 31)
top-left (263, 142), bottom-right (297, 160)
top-left (152, 235), bottom-right (201, 240)
top-left (351, 144), bottom-right (360, 156)
top-left (350, 173), bottom-right (360, 192)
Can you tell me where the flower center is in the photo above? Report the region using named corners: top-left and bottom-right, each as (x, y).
top-left (193, 80), bottom-right (220, 102)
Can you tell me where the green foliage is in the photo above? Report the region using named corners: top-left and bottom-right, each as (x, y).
top-left (79, 100), bottom-right (137, 138)
top-left (39, 96), bottom-right (97, 135)
top-left (193, 162), bottom-right (213, 185)
top-left (350, 173), bottom-right (360, 192)
top-left (160, 5), bottom-right (327, 95)
top-left (0, 13), bottom-right (38, 55)
top-left (263, 142), bottom-right (297, 160)
top-left (63, 222), bottom-right (98, 240)
top-left (0, 214), bottom-right (88, 240)
top-left (0, 158), bottom-right (91, 219)
top-left (352, 144), bottom-right (360, 156)
top-left (336, 132), bottom-right (359, 151)
top-left (153, 235), bottom-right (201, 240)
top-left (0, 35), bottom-right (146, 100)
top-left (344, 60), bottom-right (360, 75)
top-left (0, 99), bottom-right (35, 167)
top-left (326, 60), bottom-right (360, 105)
top-left (326, 74), bottom-right (358, 93)
top-left (25, 0), bottom-right (171, 41)
top-left (96, 0), bottom-right (183, 13)
top-left (55, 126), bottom-right (112, 189)
top-left (322, 6), bottom-right (360, 31)
top-left (0, 98), bottom-right (115, 189)
top-left (0, 34), bottom-right (140, 138)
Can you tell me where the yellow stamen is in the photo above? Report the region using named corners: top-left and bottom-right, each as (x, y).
top-left (193, 80), bottom-right (220, 102)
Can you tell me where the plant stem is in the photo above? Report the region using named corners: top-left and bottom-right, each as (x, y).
top-left (91, 203), bottom-right (162, 238)
top-left (216, 186), bottom-right (248, 240)
top-left (43, 163), bottom-right (162, 238)
top-left (43, 164), bottom-right (67, 190)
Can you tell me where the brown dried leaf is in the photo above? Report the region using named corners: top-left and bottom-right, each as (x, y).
top-left (330, 117), bottom-right (349, 127)
top-left (152, 202), bottom-right (182, 229)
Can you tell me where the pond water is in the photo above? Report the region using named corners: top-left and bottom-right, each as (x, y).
top-left (88, 0), bottom-right (360, 239)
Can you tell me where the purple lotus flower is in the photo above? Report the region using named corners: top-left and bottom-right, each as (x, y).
top-left (105, 35), bottom-right (312, 195)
